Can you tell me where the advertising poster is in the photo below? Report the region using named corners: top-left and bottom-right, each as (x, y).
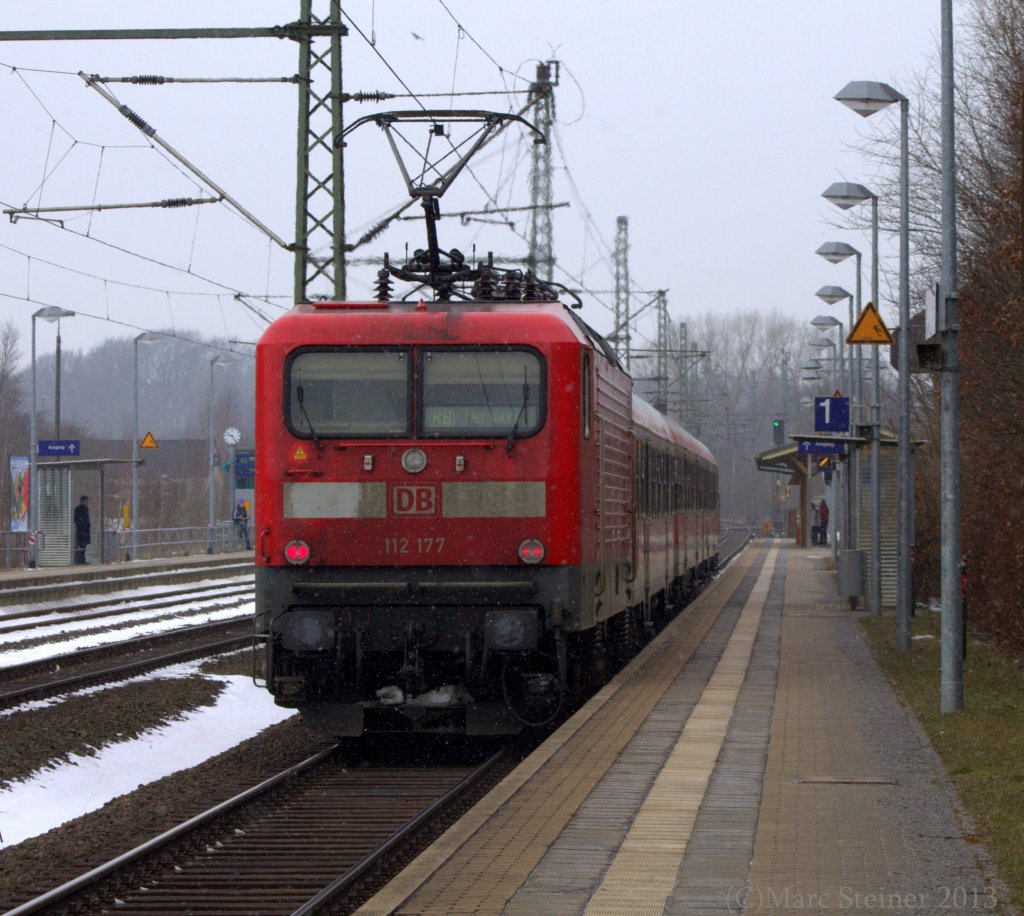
top-left (9, 455), bottom-right (29, 533)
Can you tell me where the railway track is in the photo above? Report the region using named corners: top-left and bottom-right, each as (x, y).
top-left (6, 746), bottom-right (509, 915)
top-left (0, 558), bottom-right (254, 610)
top-left (719, 525), bottom-right (754, 568)
top-left (0, 580), bottom-right (254, 633)
top-left (0, 618), bottom-right (253, 710)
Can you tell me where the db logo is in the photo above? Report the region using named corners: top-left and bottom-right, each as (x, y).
top-left (391, 484), bottom-right (438, 516)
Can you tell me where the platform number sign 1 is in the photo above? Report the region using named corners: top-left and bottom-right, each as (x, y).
top-left (814, 397), bottom-right (850, 433)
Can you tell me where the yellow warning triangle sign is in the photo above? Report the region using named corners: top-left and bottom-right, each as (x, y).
top-left (139, 431), bottom-right (159, 449)
top-left (846, 301), bottom-right (893, 345)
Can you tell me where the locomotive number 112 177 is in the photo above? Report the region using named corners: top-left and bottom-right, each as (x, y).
top-left (384, 537), bottom-right (446, 555)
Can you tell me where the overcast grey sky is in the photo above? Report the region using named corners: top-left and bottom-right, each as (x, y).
top-left (2, 1), bottom-right (943, 370)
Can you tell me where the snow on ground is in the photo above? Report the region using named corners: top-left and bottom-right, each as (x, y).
top-left (0, 602), bottom-right (255, 668)
top-left (0, 581), bottom-right (253, 633)
top-left (0, 574), bottom-right (254, 620)
top-left (0, 663), bottom-right (295, 848)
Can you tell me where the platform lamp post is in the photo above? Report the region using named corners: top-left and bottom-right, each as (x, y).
top-left (811, 319), bottom-right (845, 564)
top-left (822, 181), bottom-right (881, 616)
top-left (815, 284), bottom-right (857, 394)
top-left (835, 81), bottom-right (913, 647)
top-left (29, 306), bottom-right (76, 568)
top-left (207, 354), bottom-right (235, 554)
top-left (816, 280), bottom-right (860, 579)
top-left (811, 316), bottom-right (845, 396)
top-left (131, 332), bottom-right (164, 561)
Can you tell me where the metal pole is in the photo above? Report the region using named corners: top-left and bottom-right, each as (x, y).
top-left (294, 0), bottom-right (313, 304)
top-left (330, 0), bottom-right (345, 299)
top-left (54, 323), bottom-right (61, 438)
top-left (207, 357), bottom-right (216, 555)
top-left (845, 294), bottom-right (855, 560)
top-left (132, 338), bottom-right (140, 562)
top-left (897, 97), bottom-right (913, 651)
top-left (851, 258), bottom-right (862, 604)
top-left (29, 316), bottom-right (37, 568)
top-left (870, 195), bottom-right (882, 616)
top-left (940, 0), bottom-right (963, 712)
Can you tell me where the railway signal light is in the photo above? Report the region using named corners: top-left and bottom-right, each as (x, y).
top-left (772, 418), bottom-right (785, 447)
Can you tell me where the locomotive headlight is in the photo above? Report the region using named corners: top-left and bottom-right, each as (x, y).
top-left (281, 610), bottom-right (335, 652)
top-left (401, 447), bottom-right (428, 474)
top-left (518, 538), bottom-right (545, 564)
top-left (485, 609), bottom-right (538, 651)
top-left (284, 540), bottom-right (311, 565)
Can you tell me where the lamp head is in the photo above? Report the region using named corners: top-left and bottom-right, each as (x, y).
top-left (816, 285), bottom-right (851, 305)
top-left (822, 181), bottom-right (874, 209)
top-left (835, 80), bottom-right (905, 117)
top-left (34, 306), bottom-right (75, 323)
top-left (815, 241), bottom-right (858, 264)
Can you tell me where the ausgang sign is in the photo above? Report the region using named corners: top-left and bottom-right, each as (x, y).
top-left (797, 439), bottom-right (847, 456)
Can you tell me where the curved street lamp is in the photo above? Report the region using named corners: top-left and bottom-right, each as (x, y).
top-left (822, 178), bottom-right (882, 617)
top-left (811, 315), bottom-right (845, 394)
top-left (207, 354), bottom-right (236, 554)
top-left (29, 307), bottom-right (76, 568)
top-left (837, 78), bottom-right (914, 652)
top-left (131, 331), bottom-right (164, 560)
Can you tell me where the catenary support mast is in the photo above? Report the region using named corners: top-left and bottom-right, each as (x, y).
top-left (527, 62), bottom-right (558, 284)
top-left (0, 4), bottom-right (349, 304)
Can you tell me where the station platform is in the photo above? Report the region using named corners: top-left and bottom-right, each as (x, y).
top-left (357, 542), bottom-right (997, 915)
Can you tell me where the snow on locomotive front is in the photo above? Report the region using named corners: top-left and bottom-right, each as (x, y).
top-left (254, 298), bottom-right (598, 736)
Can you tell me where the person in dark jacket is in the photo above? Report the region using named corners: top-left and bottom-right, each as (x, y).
top-left (73, 495), bottom-right (91, 564)
top-left (232, 499), bottom-right (251, 550)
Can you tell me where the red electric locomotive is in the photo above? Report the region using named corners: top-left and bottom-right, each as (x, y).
top-left (254, 292), bottom-right (718, 735)
top-left (253, 111), bottom-right (718, 736)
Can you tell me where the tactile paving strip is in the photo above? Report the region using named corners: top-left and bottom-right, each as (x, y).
top-left (505, 549), bottom-right (776, 914)
top-left (583, 547), bottom-right (777, 915)
top-left (355, 547), bottom-right (766, 916)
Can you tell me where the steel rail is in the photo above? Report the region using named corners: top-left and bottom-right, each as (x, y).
top-left (0, 582), bottom-right (253, 632)
top-left (0, 617), bottom-right (251, 692)
top-left (291, 750), bottom-right (506, 915)
top-left (4, 745), bottom-right (341, 916)
top-left (0, 631), bottom-right (251, 709)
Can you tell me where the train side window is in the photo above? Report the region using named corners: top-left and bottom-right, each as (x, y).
top-left (582, 353), bottom-right (591, 439)
top-left (286, 348), bottom-right (411, 438)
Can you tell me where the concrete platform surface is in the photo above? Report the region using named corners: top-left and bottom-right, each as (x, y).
top-left (357, 543), bottom-right (1004, 915)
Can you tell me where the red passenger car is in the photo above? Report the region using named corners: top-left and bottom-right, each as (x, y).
top-left (254, 294), bottom-right (718, 736)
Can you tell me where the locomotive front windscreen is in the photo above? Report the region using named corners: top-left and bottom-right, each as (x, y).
top-left (421, 349), bottom-right (543, 437)
top-left (288, 349), bottom-right (411, 437)
top-left (286, 346), bottom-right (544, 440)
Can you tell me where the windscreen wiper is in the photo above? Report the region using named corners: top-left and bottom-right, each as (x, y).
top-left (296, 385), bottom-right (323, 450)
top-left (506, 370), bottom-right (529, 456)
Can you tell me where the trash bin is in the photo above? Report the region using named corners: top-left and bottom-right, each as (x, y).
top-left (839, 549), bottom-right (863, 600)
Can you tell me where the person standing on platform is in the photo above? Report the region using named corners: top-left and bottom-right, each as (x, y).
top-left (73, 495), bottom-right (91, 564)
top-left (818, 499), bottom-right (829, 546)
top-left (233, 499), bottom-right (251, 550)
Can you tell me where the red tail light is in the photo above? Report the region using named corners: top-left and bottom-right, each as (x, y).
top-left (285, 540), bottom-right (311, 565)
top-left (518, 538), bottom-right (545, 564)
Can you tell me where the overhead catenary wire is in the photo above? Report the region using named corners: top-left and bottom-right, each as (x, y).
top-left (4, 196), bottom-right (224, 218)
top-left (79, 72), bottom-right (290, 250)
top-left (0, 235), bottom-right (290, 305)
top-left (433, 0), bottom-right (530, 88)
top-left (94, 75), bottom-right (302, 85)
top-left (0, 287), bottom-right (253, 359)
